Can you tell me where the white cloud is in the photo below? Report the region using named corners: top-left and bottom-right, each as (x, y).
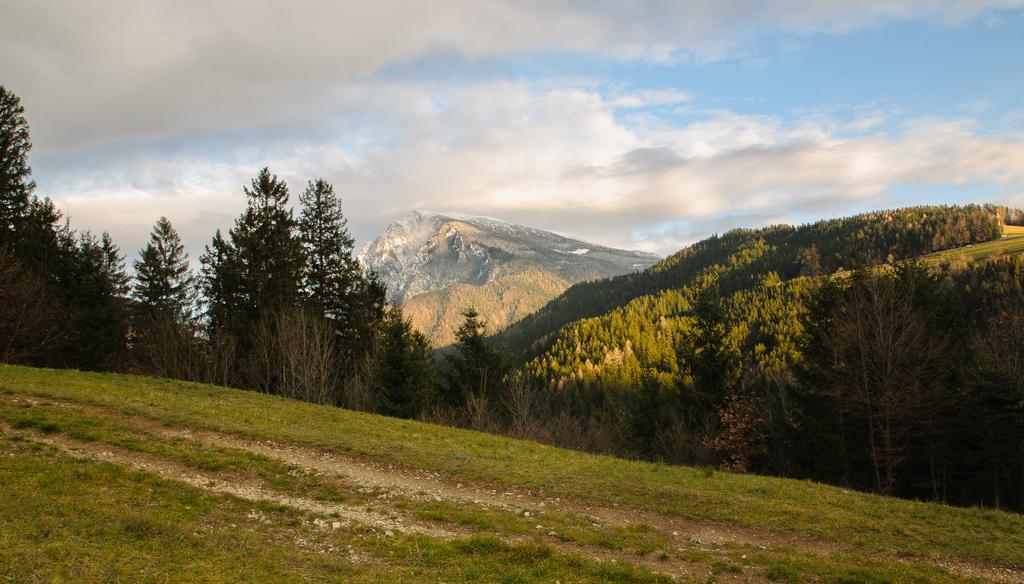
top-left (44, 81), bottom-right (1024, 260)
top-left (8, 0), bottom-right (1023, 260)
top-left (3, 0), bottom-right (1022, 151)
top-left (847, 111), bottom-right (888, 132)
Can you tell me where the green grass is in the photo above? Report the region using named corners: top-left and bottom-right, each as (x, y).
top-left (926, 224), bottom-right (1024, 264)
top-left (1, 365), bottom-right (1022, 580)
top-left (0, 398), bottom-right (366, 504)
top-left (0, 441), bottom-right (667, 583)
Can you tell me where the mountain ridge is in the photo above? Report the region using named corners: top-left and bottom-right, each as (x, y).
top-left (358, 210), bottom-right (658, 345)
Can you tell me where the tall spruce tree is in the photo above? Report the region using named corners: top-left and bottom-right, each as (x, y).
top-left (234, 167), bottom-right (305, 315)
top-left (297, 178), bottom-right (387, 361)
top-left (0, 86), bottom-right (35, 248)
top-left (298, 178), bottom-right (358, 317)
top-left (684, 284), bottom-right (739, 405)
top-left (201, 168), bottom-right (305, 333)
top-left (62, 231), bottom-right (130, 370)
top-left (200, 229), bottom-right (236, 333)
top-left (376, 307), bottom-right (437, 419)
top-left (134, 217), bottom-right (194, 320)
top-left (445, 308), bottom-right (505, 406)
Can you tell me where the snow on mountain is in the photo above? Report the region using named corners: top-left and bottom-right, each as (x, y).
top-left (357, 210), bottom-right (659, 345)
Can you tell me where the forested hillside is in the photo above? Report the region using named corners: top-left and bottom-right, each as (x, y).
top-left (506, 211), bottom-right (1024, 511)
top-left (495, 206), bottom-right (1003, 360)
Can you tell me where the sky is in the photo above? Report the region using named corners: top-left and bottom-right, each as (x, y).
top-left (2, 0), bottom-right (1024, 261)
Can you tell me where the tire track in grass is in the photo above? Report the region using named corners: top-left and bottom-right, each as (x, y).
top-left (10, 393), bottom-right (1023, 583)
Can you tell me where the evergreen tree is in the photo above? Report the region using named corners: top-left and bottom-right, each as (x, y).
top-left (683, 284), bottom-right (738, 405)
top-left (343, 269), bottom-right (388, 361)
top-left (201, 168), bottom-right (305, 333)
top-left (13, 197), bottom-right (63, 274)
top-left (100, 232), bottom-right (130, 299)
top-left (298, 178), bottom-right (358, 317)
top-left (376, 307), bottom-right (437, 419)
top-left (296, 178), bottom-right (386, 360)
top-left (134, 216), bottom-right (195, 320)
top-left (233, 167), bottom-right (305, 316)
top-left (62, 231), bottom-right (130, 370)
top-left (200, 229), bottom-right (237, 333)
top-left (0, 86), bottom-right (35, 248)
top-left (445, 308), bottom-right (504, 406)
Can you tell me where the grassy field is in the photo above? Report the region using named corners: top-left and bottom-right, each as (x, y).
top-left (926, 224), bottom-right (1024, 264)
top-left (1, 364), bottom-right (1022, 582)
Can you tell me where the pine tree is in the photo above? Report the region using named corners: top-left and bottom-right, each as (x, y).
top-left (343, 269), bottom-right (388, 362)
top-left (134, 217), bottom-right (195, 320)
top-left (298, 178), bottom-right (358, 317)
top-left (62, 231), bottom-right (130, 370)
top-left (376, 307), bottom-right (437, 419)
top-left (0, 86), bottom-right (35, 248)
top-left (200, 229), bottom-right (237, 333)
top-left (296, 178), bottom-right (387, 360)
top-left (100, 232), bottom-right (130, 299)
top-left (14, 197), bottom-right (63, 274)
top-left (232, 168), bottom-right (305, 316)
top-left (201, 168), bottom-right (305, 332)
top-left (445, 308), bottom-right (504, 406)
top-left (683, 284), bottom-right (738, 405)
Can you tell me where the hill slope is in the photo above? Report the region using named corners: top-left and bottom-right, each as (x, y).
top-left (1, 365), bottom-right (1023, 582)
top-left (494, 204), bottom-right (1004, 362)
top-left (358, 211), bottom-right (657, 345)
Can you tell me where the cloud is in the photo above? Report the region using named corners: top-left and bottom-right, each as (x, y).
top-left (3, 0), bottom-right (1021, 151)
top-left (7, 1), bottom-right (1023, 260)
top-left (43, 80), bottom-right (1024, 260)
top-left (847, 111), bottom-right (888, 132)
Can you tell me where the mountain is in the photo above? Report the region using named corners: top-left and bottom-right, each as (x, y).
top-left (358, 210), bottom-right (658, 345)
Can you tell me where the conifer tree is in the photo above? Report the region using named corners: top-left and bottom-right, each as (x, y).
top-left (63, 231), bottom-right (130, 370)
top-left (684, 284), bottom-right (738, 405)
top-left (0, 86), bottom-right (35, 248)
top-left (298, 178), bottom-right (358, 317)
top-left (201, 168), bottom-right (305, 332)
top-left (376, 307), bottom-right (437, 419)
top-left (445, 308), bottom-right (504, 406)
top-left (344, 269), bottom-right (388, 361)
top-left (200, 229), bottom-right (237, 333)
top-left (134, 217), bottom-right (195, 320)
top-left (232, 167), bottom-right (305, 315)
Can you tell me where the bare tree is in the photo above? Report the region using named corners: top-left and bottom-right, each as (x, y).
top-left (0, 252), bottom-right (66, 364)
top-left (339, 338), bottom-right (380, 412)
top-left (246, 314), bottom-right (278, 394)
top-left (275, 308), bottom-right (337, 405)
top-left (205, 329), bottom-right (238, 388)
top-left (502, 374), bottom-right (542, 439)
top-left (466, 392), bottom-right (493, 432)
top-left (130, 311), bottom-right (209, 382)
top-left (824, 272), bottom-right (944, 495)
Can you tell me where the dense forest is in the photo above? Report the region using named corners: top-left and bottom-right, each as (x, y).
top-left (494, 205), bottom-right (1004, 360)
top-left (513, 253), bottom-right (1024, 511)
top-left (3, 85), bottom-right (1024, 512)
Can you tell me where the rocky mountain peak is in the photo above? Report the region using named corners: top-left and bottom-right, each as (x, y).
top-left (358, 211), bottom-right (659, 344)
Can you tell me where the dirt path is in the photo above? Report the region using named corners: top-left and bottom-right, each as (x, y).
top-left (6, 394), bottom-right (1024, 583)
top-left (37, 397), bottom-right (798, 550)
top-left (1, 422), bottom-right (750, 582)
top-left (0, 420), bottom-right (452, 539)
